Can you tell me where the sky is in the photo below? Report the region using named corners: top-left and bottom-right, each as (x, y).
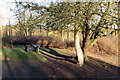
top-left (0, 0), bottom-right (53, 26)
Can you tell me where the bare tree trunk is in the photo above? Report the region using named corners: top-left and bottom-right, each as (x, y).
top-left (59, 30), bottom-right (65, 42)
top-left (83, 37), bottom-right (100, 61)
top-left (74, 30), bottom-right (84, 66)
top-left (60, 32), bottom-right (64, 41)
top-left (5, 27), bottom-right (8, 36)
top-left (39, 27), bottom-right (42, 34)
top-left (25, 28), bottom-right (29, 36)
top-left (83, 48), bottom-right (89, 61)
top-left (46, 29), bottom-right (49, 37)
top-left (10, 28), bottom-right (12, 36)
top-left (67, 31), bottom-right (70, 41)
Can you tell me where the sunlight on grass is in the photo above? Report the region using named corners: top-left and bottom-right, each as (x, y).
top-left (2, 47), bottom-right (47, 62)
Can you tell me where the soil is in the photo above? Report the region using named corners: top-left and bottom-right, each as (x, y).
top-left (2, 53), bottom-right (119, 78)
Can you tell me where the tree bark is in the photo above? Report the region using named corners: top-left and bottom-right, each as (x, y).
top-left (60, 31), bottom-right (64, 41)
top-left (25, 28), bottom-right (29, 36)
top-left (67, 31), bottom-right (70, 41)
top-left (82, 40), bottom-right (89, 62)
top-left (46, 30), bottom-right (49, 37)
top-left (74, 30), bottom-right (84, 66)
top-left (83, 48), bottom-right (89, 61)
top-left (39, 27), bottom-right (42, 34)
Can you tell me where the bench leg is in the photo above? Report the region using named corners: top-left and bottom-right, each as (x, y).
top-left (25, 45), bottom-right (29, 52)
top-left (34, 46), bottom-right (40, 53)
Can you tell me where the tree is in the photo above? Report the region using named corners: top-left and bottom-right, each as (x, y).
top-left (13, 1), bottom-right (44, 36)
top-left (31, 2), bottom-right (119, 66)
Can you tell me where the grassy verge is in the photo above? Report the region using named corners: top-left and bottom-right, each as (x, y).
top-left (2, 45), bottom-right (75, 62)
top-left (2, 45), bottom-right (47, 62)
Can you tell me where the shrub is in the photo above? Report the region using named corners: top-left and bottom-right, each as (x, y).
top-left (2, 36), bottom-right (66, 49)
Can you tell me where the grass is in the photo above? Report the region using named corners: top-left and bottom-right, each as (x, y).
top-left (2, 45), bottom-right (76, 62)
top-left (2, 45), bottom-right (47, 62)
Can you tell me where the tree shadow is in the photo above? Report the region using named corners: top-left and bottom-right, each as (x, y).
top-left (40, 48), bottom-right (73, 58)
top-left (2, 48), bottom-right (14, 77)
top-left (82, 56), bottom-right (120, 78)
top-left (39, 48), bottom-right (77, 64)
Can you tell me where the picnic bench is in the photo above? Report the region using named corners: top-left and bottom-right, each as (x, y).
top-left (25, 44), bottom-right (40, 53)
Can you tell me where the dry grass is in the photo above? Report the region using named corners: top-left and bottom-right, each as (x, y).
top-left (90, 35), bottom-right (118, 56)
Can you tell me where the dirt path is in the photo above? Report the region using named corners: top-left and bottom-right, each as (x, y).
top-left (2, 55), bottom-right (119, 78)
top-left (89, 52), bottom-right (119, 67)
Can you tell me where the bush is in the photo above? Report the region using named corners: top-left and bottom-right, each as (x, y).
top-left (90, 36), bottom-right (118, 55)
top-left (2, 36), bottom-right (66, 49)
top-left (66, 41), bottom-right (74, 47)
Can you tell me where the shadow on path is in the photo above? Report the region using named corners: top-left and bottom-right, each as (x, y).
top-left (83, 56), bottom-right (120, 78)
top-left (2, 49), bottom-right (14, 77)
top-left (39, 48), bottom-right (77, 64)
top-left (2, 48), bottom-right (48, 78)
top-left (40, 48), bottom-right (73, 58)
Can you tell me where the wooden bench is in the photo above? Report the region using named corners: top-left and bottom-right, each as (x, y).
top-left (25, 44), bottom-right (40, 53)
